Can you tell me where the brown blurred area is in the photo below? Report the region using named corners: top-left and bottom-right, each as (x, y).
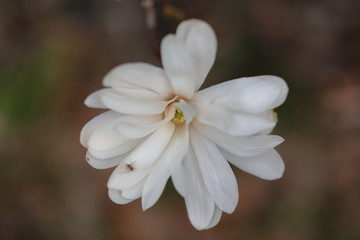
top-left (0, 0), bottom-right (359, 239)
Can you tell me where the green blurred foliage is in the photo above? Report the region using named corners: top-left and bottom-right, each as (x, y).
top-left (0, 46), bottom-right (61, 125)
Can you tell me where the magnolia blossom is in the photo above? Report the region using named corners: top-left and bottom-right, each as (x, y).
top-left (80, 19), bottom-right (288, 230)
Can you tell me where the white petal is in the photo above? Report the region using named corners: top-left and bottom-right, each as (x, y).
top-left (109, 87), bottom-right (166, 101)
top-left (176, 19), bottom-right (217, 90)
top-left (142, 124), bottom-right (189, 210)
top-left (121, 178), bottom-right (146, 200)
top-left (88, 139), bottom-right (140, 159)
top-left (195, 76), bottom-right (288, 113)
top-left (205, 206), bottom-right (223, 229)
top-left (87, 120), bottom-right (125, 152)
top-left (259, 110), bottom-right (278, 134)
top-left (80, 111), bottom-right (121, 148)
top-left (86, 152), bottom-right (126, 169)
top-left (221, 148), bottom-right (285, 180)
top-left (86, 89), bottom-right (172, 115)
top-left (115, 115), bottom-right (163, 139)
top-left (190, 128), bottom-right (238, 213)
top-left (141, 168), bottom-right (170, 210)
top-left (87, 122), bottom-right (141, 159)
top-left (107, 163), bottom-right (152, 190)
top-left (103, 62), bottom-right (172, 95)
top-left (171, 164), bottom-right (186, 197)
top-left (193, 120), bottom-right (284, 157)
top-left (84, 91), bottom-right (107, 109)
top-left (122, 121), bottom-right (175, 169)
top-left (161, 34), bottom-right (196, 99)
top-left (114, 112), bottom-right (174, 139)
top-left (259, 76), bottom-right (289, 109)
top-left (195, 103), bottom-right (276, 136)
top-left (183, 148), bottom-right (215, 230)
top-left (108, 189), bottom-right (133, 204)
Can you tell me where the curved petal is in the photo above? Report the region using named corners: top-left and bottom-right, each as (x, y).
top-left (86, 152), bottom-right (126, 169)
top-left (103, 62), bottom-right (172, 95)
top-left (122, 178), bottom-right (146, 200)
top-left (205, 206), bottom-right (223, 229)
top-left (176, 19), bottom-right (217, 90)
top-left (88, 139), bottom-right (140, 160)
top-left (87, 122), bottom-right (141, 159)
top-left (107, 163), bottom-right (152, 190)
top-left (83, 91), bottom-right (107, 109)
top-left (115, 115), bottom-right (163, 139)
top-left (141, 168), bottom-right (170, 210)
top-left (108, 189), bottom-right (133, 204)
top-left (190, 128), bottom-right (238, 213)
top-left (114, 110), bottom-right (175, 139)
top-left (221, 148), bottom-right (285, 180)
top-left (194, 76), bottom-right (288, 113)
top-left (85, 89), bottom-right (172, 115)
top-left (87, 120), bottom-right (126, 152)
top-left (109, 87), bottom-right (167, 101)
top-left (193, 120), bottom-right (284, 157)
top-left (183, 148), bottom-right (215, 230)
top-left (195, 103), bottom-right (276, 136)
top-left (80, 111), bottom-right (121, 148)
top-left (259, 110), bottom-right (278, 134)
top-left (122, 122), bottom-right (175, 169)
top-left (161, 34), bottom-right (196, 99)
top-left (171, 162), bottom-right (186, 197)
top-left (142, 124), bottom-right (189, 210)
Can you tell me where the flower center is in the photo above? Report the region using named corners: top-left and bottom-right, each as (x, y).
top-left (171, 107), bottom-right (186, 125)
top-left (164, 97), bottom-right (196, 126)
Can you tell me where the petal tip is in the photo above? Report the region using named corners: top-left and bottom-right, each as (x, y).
top-left (141, 199), bottom-right (151, 211)
top-left (265, 160), bottom-right (285, 181)
top-left (274, 136), bottom-right (285, 145)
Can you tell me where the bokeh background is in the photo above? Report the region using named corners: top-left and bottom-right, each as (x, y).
top-left (1, 0), bottom-right (360, 239)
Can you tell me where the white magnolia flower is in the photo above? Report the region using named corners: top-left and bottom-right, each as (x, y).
top-left (80, 19), bottom-right (288, 230)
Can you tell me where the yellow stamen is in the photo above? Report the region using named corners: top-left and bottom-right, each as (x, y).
top-left (171, 107), bottom-right (186, 125)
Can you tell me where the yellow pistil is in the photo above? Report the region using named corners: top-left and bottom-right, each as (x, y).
top-left (171, 107), bottom-right (186, 125)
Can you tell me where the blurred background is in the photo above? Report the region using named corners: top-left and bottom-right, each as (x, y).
top-left (0, 0), bottom-right (359, 239)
